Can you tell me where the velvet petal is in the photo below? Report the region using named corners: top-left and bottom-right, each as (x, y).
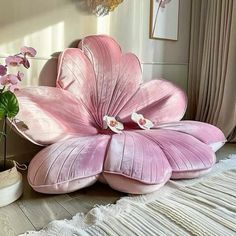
top-left (118, 79), bottom-right (187, 127)
top-left (78, 35), bottom-right (142, 127)
top-left (13, 87), bottom-right (97, 145)
top-left (156, 120), bottom-right (226, 151)
top-left (56, 48), bottom-right (97, 120)
top-left (137, 129), bottom-right (216, 179)
top-left (28, 135), bottom-right (110, 194)
top-left (103, 131), bottom-right (172, 185)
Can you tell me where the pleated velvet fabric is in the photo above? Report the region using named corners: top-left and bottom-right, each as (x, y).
top-left (12, 35), bottom-right (226, 194)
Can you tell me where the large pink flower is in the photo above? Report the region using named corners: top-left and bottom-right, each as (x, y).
top-left (12, 35), bottom-right (226, 194)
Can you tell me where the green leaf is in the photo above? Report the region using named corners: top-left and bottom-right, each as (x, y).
top-left (0, 91), bottom-right (19, 119)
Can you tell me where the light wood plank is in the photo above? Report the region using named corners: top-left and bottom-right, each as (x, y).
top-left (216, 143), bottom-right (236, 161)
top-left (16, 172), bottom-right (72, 230)
top-left (53, 194), bottom-right (72, 203)
top-left (17, 198), bottom-right (71, 230)
top-left (57, 194), bottom-right (119, 215)
top-left (0, 202), bottom-right (35, 236)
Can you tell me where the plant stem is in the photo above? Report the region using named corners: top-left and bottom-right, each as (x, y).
top-left (0, 86), bottom-right (5, 93)
top-left (3, 116), bottom-right (7, 170)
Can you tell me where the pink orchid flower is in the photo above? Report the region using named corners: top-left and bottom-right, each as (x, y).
top-left (20, 46), bottom-right (37, 57)
top-left (0, 74), bottom-right (18, 85)
top-left (1, 46), bottom-right (36, 97)
top-left (22, 57), bottom-right (30, 69)
top-left (5, 56), bottom-right (23, 67)
top-left (9, 84), bottom-right (20, 92)
top-left (7, 74), bottom-right (19, 85)
top-left (103, 115), bottom-right (124, 133)
top-left (17, 71), bottom-right (24, 81)
top-left (0, 65), bottom-right (7, 76)
top-left (0, 75), bottom-right (8, 85)
top-left (131, 112), bottom-right (154, 130)
top-left (12, 35), bottom-right (226, 195)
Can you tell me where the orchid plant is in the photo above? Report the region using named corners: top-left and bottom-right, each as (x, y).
top-left (0, 46), bottom-right (36, 170)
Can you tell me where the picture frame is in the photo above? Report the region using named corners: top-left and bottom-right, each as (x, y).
top-left (149, 0), bottom-right (179, 41)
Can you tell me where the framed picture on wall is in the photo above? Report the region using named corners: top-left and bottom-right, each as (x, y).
top-left (150, 0), bottom-right (179, 40)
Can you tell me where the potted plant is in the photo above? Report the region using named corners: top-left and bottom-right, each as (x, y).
top-left (0, 46), bottom-right (36, 207)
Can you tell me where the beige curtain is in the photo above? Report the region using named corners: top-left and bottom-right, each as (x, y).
top-left (187, 0), bottom-right (236, 141)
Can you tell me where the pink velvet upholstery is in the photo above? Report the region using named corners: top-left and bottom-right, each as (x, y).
top-left (12, 35), bottom-right (226, 194)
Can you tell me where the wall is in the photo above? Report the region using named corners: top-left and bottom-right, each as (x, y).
top-left (0, 0), bottom-right (98, 162)
top-left (97, 0), bottom-right (191, 90)
top-left (0, 0), bottom-right (191, 162)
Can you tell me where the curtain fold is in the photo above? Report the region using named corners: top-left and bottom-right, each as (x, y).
top-left (187, 0), bottom-right (236, 141)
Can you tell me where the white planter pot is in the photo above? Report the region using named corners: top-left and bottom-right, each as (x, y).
top-left (0, 160), bottom-right (23, 207)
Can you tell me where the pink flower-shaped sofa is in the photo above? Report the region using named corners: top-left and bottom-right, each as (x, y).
top-left (13, 35), bottom-right (226, 194)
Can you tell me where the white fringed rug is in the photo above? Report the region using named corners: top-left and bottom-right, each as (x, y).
top-left (21, 155), bottom-right (236, 236)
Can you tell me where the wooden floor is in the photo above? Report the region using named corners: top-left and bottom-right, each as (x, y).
top-left (0, 143), bottom-right (235, 236)
top-left (0, 175), bottom-right (124, 236)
